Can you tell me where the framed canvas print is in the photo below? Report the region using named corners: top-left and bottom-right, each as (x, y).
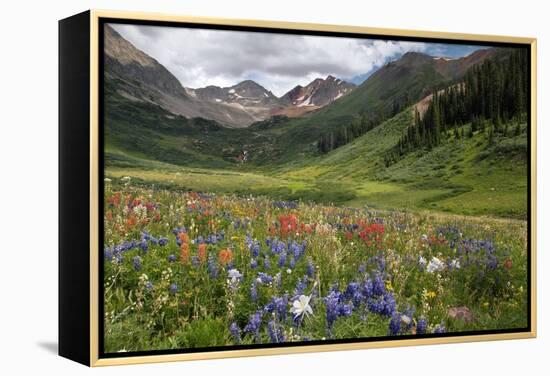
top-left (58, 10), bottom-right (537, 366)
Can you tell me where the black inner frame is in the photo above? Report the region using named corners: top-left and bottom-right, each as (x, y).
top-left (97, 17), bottom-right (532, 359)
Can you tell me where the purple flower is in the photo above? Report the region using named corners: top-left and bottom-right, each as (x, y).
top-left (324, 290), bottom-right (341, 333)
top-left (132, 256), bottom-right (142, 271)
top-left (168, 254), bottom-right (177, 263)
top-left (433, 324), bottom-right (446, 334)
top-left (306, 259), bottom-right (315, 277)
top-left (158, 237), bottom-right (168, 246)
top-left (373, 275), bottom-right (386, 296)
top-left (267, 320), bottom-right (285, 343)
top-left (244, 311), bottom-right (263, 341)
top-left (339, 303), bottom-right (353, 317)
top-left (169, 283), bottom-right (178, 293)
top-left (272, 295), bottom-right (288, 320)
top-left (417, 318), bottom-right (428, 334)
top-left (362, 278), bottom-right (374, 299)
top-left (293, 276), bottom-right (308, 298)
top-left (229, 322), bottom-right (241, 344)
top-left (277, 252), bottom-right (287, 268)
top-left (257, 272), bottom-right (273, 284)
top-left (389, 313), bottom-right (401, 335)
top-left (344, 282), bottom-right (360, 300)
top-left (139, 240), bottom-right (148, 252)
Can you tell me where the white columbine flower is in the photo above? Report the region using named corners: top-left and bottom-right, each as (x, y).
top-left (426, 257), bottom-right (446, 273)
top-left (450, 259), bottom-right (461, 270)
top-left (290, 294), bottom-right (313, 319)
top-left (418, 256), bottom-right (427, 266)
top-left (227, 269), bottom-right (243, 283)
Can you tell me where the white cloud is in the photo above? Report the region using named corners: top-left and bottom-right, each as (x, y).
top-left (111, 24), bottom-right (431, 96)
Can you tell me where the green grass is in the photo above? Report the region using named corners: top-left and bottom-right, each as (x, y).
top-left (103, 185), bottom-right (528, 352)
top-left (105, 86), bottom-right (528, 219)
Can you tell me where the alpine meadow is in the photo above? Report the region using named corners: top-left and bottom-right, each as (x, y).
top-left (101, 23), bottom-right (530, 353)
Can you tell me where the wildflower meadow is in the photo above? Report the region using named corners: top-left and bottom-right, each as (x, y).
top-left (103, 179), bottom-right (528, 352)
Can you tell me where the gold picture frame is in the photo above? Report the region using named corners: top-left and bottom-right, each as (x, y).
top-left (59, 9), bottom-right (537, 367)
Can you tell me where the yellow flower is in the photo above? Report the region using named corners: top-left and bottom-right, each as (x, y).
top-left (385, 280), bottom-right (393, 292)
top-left (483, 302), bottom-right (490, 308)
top-left (427, 291), bottom-right (437, 299)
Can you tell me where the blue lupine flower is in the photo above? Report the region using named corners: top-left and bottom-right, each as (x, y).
top-left (306, 259), bottom-right (315, 277)
top-left (267, 320), bottom-right (286, 343)
top-left (373, 275), bottom-right (386, 296)
top-left (246, 235), bottom-right (261, 258)
top-left (382, 292), bottom-right (397, 316)
top-left (272, 200), bottom-right (298, 209)
top-left (158, 237), bottom-right (168, 246)
top-left (257, 272), bottom-right (273, 284)
top-left (339, 303), bottom-right (353, 317)
top-left (264, 257), bottom-right (271, 270)
top-left (289, 241), bottom-right (303, 259)
top-left (352, 292), bottom-right (364, 307)
top-left (433, 324), bottom-right (446, 334)
top-left (168, 254), bottom-right (177, 263)
top-left (169, 283), bottom-right (178, 293)
top-left (271, 240), bottom-right (286, 255)
top-left (229, 322), bottom-right (241, 344)
top-left (250, 259), bottom-right (258, 269)
top-left (139, 240), bottom-right (148, 252)
top-left (293, 276), bottom-right (308, 297)
top-left (278, 252), bottom-right (287, 267)
top-left (344, 282), bottom-right (360, 300)
top-left (272, 295), bottom-right (288, 320)
top-left (324, 290), bottom-right (341, 333)
top-left (250, 281), bottom-right (258, 303)
top-left (362, 278), bottom-right (374, 299)
top-left (132, 256), bottom-right (142, 271)
top-left (244, 311), bottom-right (262, 340)
top-left (289, 256), bottom-right (296, 269)
top-left (402, 307), bottom-right (415, 331)
top-left (486, 254), bottom-right (498, 270)
top-left (367, 291), bottom-right (396, 316)
top-left (417, 318), bottom-right (428, 334)
top-left (145, 281), bottom-right (153, 291)
top-left (389, 313), bottom-right (401, 335)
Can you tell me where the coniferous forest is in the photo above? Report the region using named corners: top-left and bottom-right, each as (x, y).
top-left (385, 49), bottom-right (528, 164)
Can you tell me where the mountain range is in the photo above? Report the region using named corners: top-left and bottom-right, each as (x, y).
top-left (104, 23), bottom-right (508, 166)
top-left (105, 25), bottom-right (357, 127)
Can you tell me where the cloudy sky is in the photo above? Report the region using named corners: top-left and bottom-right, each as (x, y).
top-left (111, 23), bottom-right (485, 97)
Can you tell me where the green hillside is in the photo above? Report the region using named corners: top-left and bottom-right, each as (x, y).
top-left (106, 103), bottom-right (528, 219)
